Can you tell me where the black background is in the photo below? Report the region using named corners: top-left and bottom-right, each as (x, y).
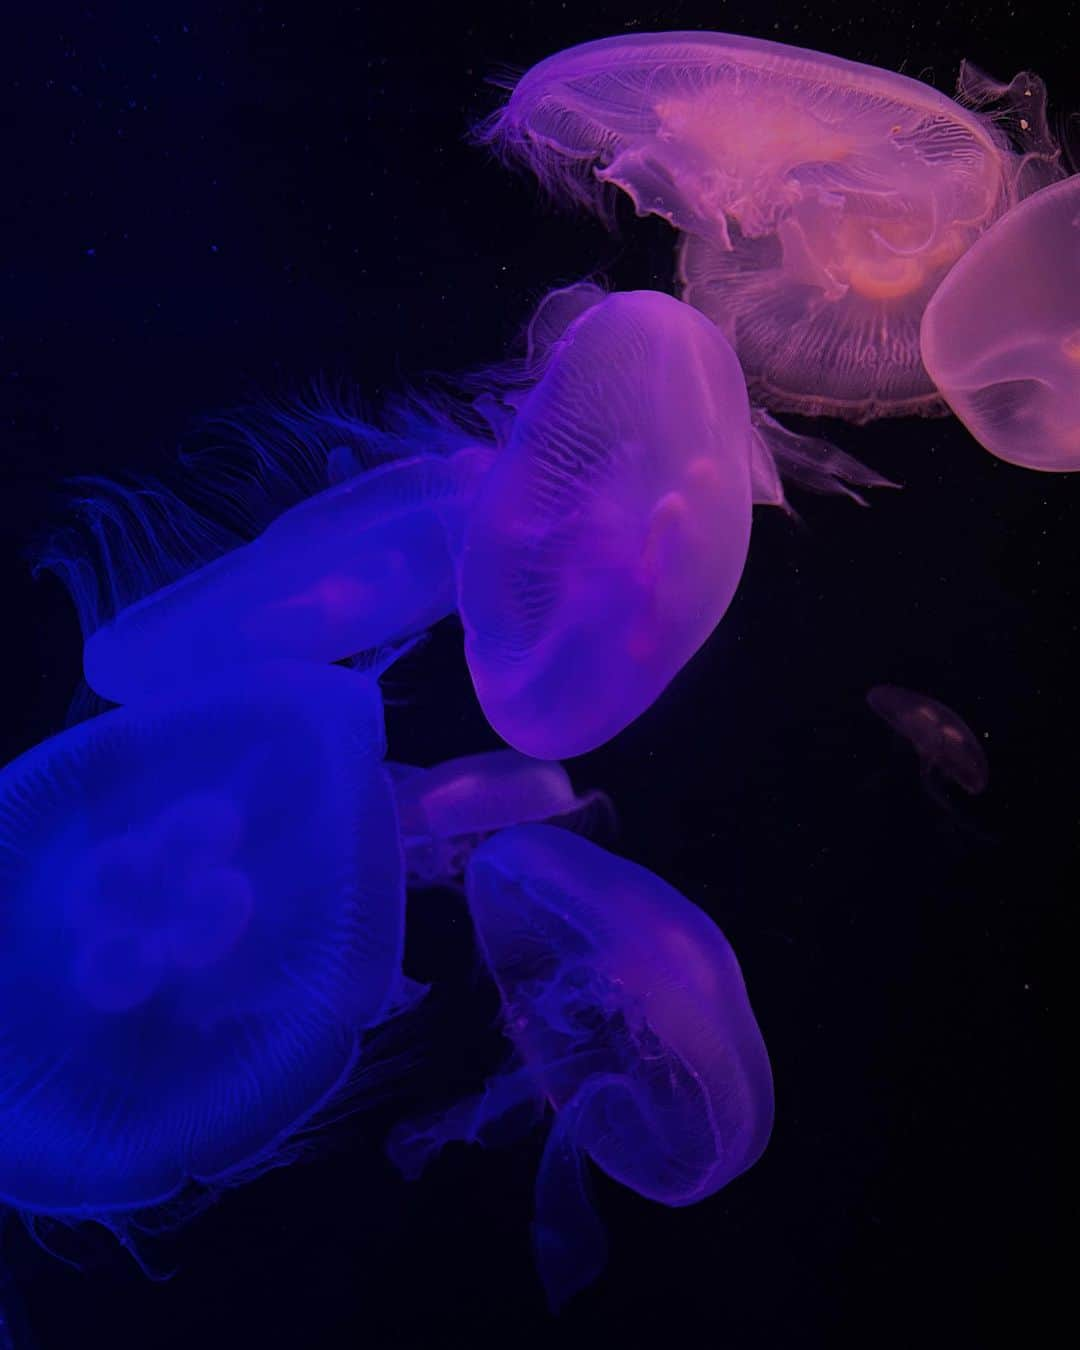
top-left (0, 3), bottom-right (1071, 1347)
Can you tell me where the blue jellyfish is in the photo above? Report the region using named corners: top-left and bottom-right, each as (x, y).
top-left (388, 824), bottom-right (773, 1310)
top-left (0, 661), bottom-right (411, 1237)
top-left (388, 748), bottom-right (611, 886)
top-left (37, 394), bottom-right (494, 705)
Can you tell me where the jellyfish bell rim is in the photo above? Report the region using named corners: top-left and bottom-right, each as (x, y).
top-left (496, 30), bottom-right (1015, 193)
top-left (497, 29), bottom-right (1010, 164)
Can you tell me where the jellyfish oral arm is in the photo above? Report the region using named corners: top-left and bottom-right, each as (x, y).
top-left (385, 1065), bottom-right (544, 1181)
top-left (532, 1073), bottom-right (635, 1312)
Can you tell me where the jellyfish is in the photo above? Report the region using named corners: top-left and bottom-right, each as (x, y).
top-left (388, 748), bottom-right (611, 885)
top-left (867, 684), bottom-right (989, 801)
top-left (921, 175), bottom-right (1080, 470)
top-left (0, 661), bottom-right (412, 1233)
top-left (388, 824), bottom-right (774, 1310)
top-left (458, 288), bottom-right (756, 759)
top-left (38, 395), bottom-right (494, 705)
top-left (482, 32), bottom-right (1059, 420)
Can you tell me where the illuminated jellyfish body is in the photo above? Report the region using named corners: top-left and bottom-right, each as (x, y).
top-left (459, 287), bottom-right (755, 760)
top-left (867, 684), bottom-right (989, 801)
top-left (0, 662), bottom-right (409, 1229)
top-left (484, 31), bottom-right (1058, 420)
top-left (921, 175), bottom-right (1080, 470)
top-left (40, 397), bottom-right (493, 705)
top-left (389, 824), bottom-right (773, 1309)
top-left (389, 748), bottom-right (610, 885)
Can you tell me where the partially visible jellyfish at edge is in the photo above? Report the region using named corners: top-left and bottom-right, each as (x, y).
top-left (921, 175), bottom-right (1080, 471)
top-left (0, 662), bottom-right (415, 1249)
top-left (388, 824), bottom-right (774, 1311)
top-left (867, 684), bottom-right (989, 805)
top-left (480, 31), bottom-right (1061, 420)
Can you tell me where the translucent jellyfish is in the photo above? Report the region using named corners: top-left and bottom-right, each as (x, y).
top-left (921, 175), bottom-right (1080, 470)
top-left (867, 684), bottom-right (989, 798)
top-left (38, 396), bottom-right (494, 705)
top-left (458, 288), bottom-right (756, 759)
top-left (483, 32), bottom-right (1059, 419)
top-left (388, 824), bottom-right (774, 1310)
top-left (389, 749), bottom-right (611, 885)
top-left (0, 662), bottom-right (410, 1230)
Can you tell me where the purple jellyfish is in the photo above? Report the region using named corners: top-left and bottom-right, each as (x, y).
top-left (921, 174), bottom-right (1080, 470)
top-left (482, 32), bottom-right (1059, 420)
top-left (0, 662), bottom-right (412, 1234)
top-left (388, 824), bottom-right (773, 1310)
top-left (458, 288), bottom-right (755, 760)
top-left (867, 684), bottom-right (989, 799)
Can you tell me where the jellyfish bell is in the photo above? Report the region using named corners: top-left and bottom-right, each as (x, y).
top-left (920, 174), bottom-right (1080, 470)
top-left (458, 287), bottom-right (756, 759)
top-left (86, 447), bottom-right (493, 705)
top-left (867, 684), bottom-right (989, 798)
top-left (0, 661), bottom-right (409, 1230)
top-left (388, 824), bottom-right (773, 1310)
top-left (483, 31), bottom-right (1059, 420)
top-left (389, 748), bottom-right (611, 886)
top-left (38, 396), bottom-right (495, 706)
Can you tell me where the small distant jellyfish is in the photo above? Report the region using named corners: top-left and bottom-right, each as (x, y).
top-left (388, 824), bottom-right (774, 1310)
top-left (0, 662), bottom-right (411, 1232)
top-left (458, 288), bottom-right (756, 759)
top-left (483, 32), bottom-right (1059, 420)
top-left (921, 175), bottom-right (1080, 470)
top-left (867, 684), bottom-right (989, 800)
top-left (388, 749), bottom-right (611, 886)
top-left (38, 397), bottom-right (494, 705)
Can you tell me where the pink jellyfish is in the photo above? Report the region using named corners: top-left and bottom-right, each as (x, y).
top-left (921, 175), bottom-right (1080, 470)
top-left (483, 32), bottom-right (1059, 420)
top-left (867, 684), bottom-right (989, 800)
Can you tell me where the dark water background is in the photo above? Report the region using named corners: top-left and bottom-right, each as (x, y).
top-left (0, 3), bottom-right (1071, 1347)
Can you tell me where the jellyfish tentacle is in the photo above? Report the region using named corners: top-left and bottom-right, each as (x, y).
top-left (531, 1074), bottom-right (626, 1312)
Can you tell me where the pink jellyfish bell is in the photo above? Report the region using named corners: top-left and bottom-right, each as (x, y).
top-left (484, 31), bottom-right (1059, 420)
